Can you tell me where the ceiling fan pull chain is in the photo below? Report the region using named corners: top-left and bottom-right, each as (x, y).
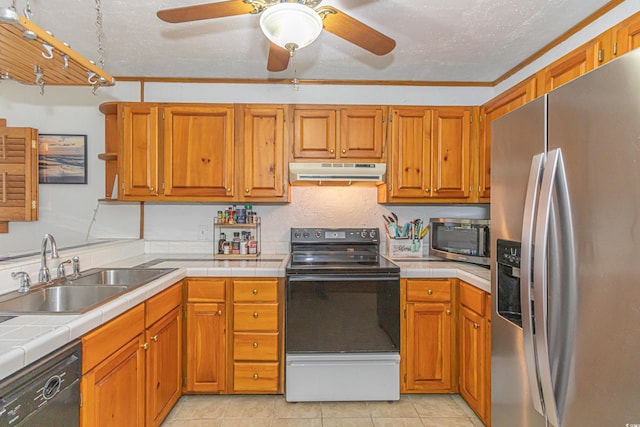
top-left (290, 49), bottom-right (299, 91)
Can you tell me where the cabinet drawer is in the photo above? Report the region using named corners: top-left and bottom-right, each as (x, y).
top-left (460, 281), bottom-right (486, 316)
top-left (146, 282), bottom-right (182, 326)
top-left (233, 362), bottom-right (279, 392)
top-left (186, 278), bottom-right (226, 302)
top-left (233, 332), bottom-right (279, 361)
top-left (233, 303), bottom-right (279, 331)
top-left (406, 280), bottom-right (451, 302)
top-left (233, 279), bottom-right (278, 302)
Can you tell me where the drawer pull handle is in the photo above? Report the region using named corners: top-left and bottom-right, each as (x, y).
top-left (253, 373), bottom-right (259, 380)
top-left (151, 335), bottom-right (158, 342)
top-left (253, 342), bottom-right (259, 348)
top-left (253, 312), bottom-right (259, 318)
top-left (427, 289), bottom-right (433, 295)
top-left (252, 289), bottom-right (258, 295)
top-left (473, 323), bottom-right (480, 329)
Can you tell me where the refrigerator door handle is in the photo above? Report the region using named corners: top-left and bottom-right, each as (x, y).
top-left (534, 148), bottom-right (574, 427)
top-left (520, 152), bottom-right (546, 418)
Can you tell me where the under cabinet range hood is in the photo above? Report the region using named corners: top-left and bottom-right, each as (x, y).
top-left (289, 162), bottom-right (386, 184)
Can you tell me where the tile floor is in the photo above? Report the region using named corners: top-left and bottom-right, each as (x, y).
top-left (161, 394), bottom-right (485, 427)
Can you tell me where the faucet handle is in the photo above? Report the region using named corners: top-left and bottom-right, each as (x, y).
top-left (72, 256), bottom-right (81, 278)
top-left (57, 259), bottom-right (72, 279)
top-left (11, 272), bottom-right (32, 293)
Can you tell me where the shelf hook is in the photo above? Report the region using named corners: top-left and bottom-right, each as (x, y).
top-left (41, 42), bottom-right (54, 59)
top-left (34, 65), bottom-right (45, 95)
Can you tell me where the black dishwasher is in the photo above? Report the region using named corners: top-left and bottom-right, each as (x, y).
top-left (0, 340), bottom-right (81, 427)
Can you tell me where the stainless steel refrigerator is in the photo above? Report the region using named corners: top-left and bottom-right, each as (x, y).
top-left (491, 48), bottom-right (640, 427)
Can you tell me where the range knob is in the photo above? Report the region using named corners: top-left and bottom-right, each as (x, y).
top-left (302, 232), bottom-right (310, 239)
top-left (294, 232), bottom-right (301, 239)
top-left (315, 230), bottom-right (322, 238)
top-left (369, 230), bottom-right (377, 238)
top-left (360, 230), bottom-right (368, 238)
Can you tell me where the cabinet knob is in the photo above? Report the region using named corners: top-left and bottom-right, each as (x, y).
top-left (473, 323), bottom-right (480, 329)
top-left (141, 343), bottom-right (149, 350)
top-left (330, 149), bottom-right (334, 154)
top-left (253, 342), bottom-right (259, 348)
top-left (252, 289), bottom-right (259, 295)
top-left (342, 149), bottom-right (346, 154)
top-left (427, 289), bottom-right (433, 295)
top-left (245, 188), bottom-right (250, 193)
top-left (425, 188), bottom-right (430, 193)
top-left (151, 334), bottom-right (158, 342)
top-left (253, 373), bottom-right (259, 380)
top-left (226, 187), bottom-right (231, 192)
top-left (149, 186), bottom-right (155, 192)
top-left (217, 310), bottom-right (223, 316)
top-left (253, 312), bottom-right (259, 318)
top-left (433, 188), bottom-right (439, 193)
top-left (446, 310), bottom-right (451, 315)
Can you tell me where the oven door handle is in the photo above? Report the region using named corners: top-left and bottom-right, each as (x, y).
top-left (287, 274), bottom-right (399, 283)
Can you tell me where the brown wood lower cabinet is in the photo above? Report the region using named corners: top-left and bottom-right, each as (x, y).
top-left (184, 278), bottom-right (227, 393)
top-left (231, 278), bottom-right (282, 394)
top-left (80, 283), bottom-right (183, 427)
top-left (402, 279), bottom-right (456, 393)
top-left (458, 280), bottom-right (490, 424)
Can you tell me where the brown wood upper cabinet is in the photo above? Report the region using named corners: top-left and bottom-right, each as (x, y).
top-left (240, 105), bottom-right (287, 200)
top-left (0, 119), bottom-right (38, 233)
top-left (380, 106), bottom-right (473, 203)
top-left (293, 105), bottom-right (386, 161)
top-left (163, 105), bottom-right (234, 198)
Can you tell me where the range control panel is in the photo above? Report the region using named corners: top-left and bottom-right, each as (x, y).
top-left (290, 228), bottom-right (379, 244)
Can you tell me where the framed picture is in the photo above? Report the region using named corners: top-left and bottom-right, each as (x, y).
top-left (38, 134), bottom-right (88, 184)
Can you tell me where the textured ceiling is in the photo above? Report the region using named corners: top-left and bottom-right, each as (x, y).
top-left (24, 0), bottom-right (614, 83)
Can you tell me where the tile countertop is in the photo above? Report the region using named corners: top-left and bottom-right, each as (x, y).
top-left (0, 254), bottom-right (489, 382)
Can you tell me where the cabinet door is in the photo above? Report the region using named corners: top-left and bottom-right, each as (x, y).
top-left (613, 12), bottom-right (640, 56)
top-left (185, 302), bottom-right (226, 392)
top-left (242, 106), bottom-right (286, 199)
top-left (459, 305), bottom-right (486, 419)
top-left (81, 334), bottom-right (146, 427)
top-left (389, 108), bottom-right (432, 198)
top-left (146, 306), bottom-right (182, 427)
top-left (293, 108), bottom-right (337, 159)
top-left (163, 105), bottom-right (234, 198)
top-left (121, 104), bottom-right (160, 198)
top-left (481, 77), bottom-right (537, 200)
top-left (431, 108), bottom-right (471, 199)
top-left (405, 302), bottom-right (453, 392)
top-left (0, 125), bottom-right (38, 223)
top-left (539, 38), bottom-right (601, 93)
top-left (339, 107), bottom-right (384, 159)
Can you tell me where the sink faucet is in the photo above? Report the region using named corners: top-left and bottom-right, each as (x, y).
top-left (39, 233), bottom-right (59, 283)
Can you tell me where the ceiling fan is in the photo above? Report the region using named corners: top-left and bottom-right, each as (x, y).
top-left (157, 0), bottom-right (396, 72)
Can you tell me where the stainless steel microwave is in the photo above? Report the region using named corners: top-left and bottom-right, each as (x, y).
top-left (429, 218), bottom-right (490, 266)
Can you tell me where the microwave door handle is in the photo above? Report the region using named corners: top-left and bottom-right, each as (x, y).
top-left (521, 152), bottom-right (545, 418)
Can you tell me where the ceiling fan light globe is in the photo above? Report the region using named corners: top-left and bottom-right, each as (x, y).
top-left (259, 3), bottom-right (323, 50)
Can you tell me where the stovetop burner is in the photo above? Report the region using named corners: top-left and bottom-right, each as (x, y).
top-left (287, 227), bottom-right (399, 275)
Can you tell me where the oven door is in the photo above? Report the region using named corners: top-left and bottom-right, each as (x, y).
top-left (285, 273), bottom-right (400, 354)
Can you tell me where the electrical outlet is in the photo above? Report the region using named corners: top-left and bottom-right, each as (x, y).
top-left (198, 225), bottom-right (208, 240)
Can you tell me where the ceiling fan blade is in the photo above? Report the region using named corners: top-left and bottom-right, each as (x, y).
top-left (157, 0), bottom-right (255, 23)
top-left (317, 6), bottom-right (396, 56)
top-left (267, 43), bottom-right (291, 72)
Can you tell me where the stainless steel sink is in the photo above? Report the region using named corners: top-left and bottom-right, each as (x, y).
top-left (0, 286), bottom-right (128, 314)
top-left (0, 267), bottom-right (176, 315)
top-left (64, 268), bottom-right (173, 286)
